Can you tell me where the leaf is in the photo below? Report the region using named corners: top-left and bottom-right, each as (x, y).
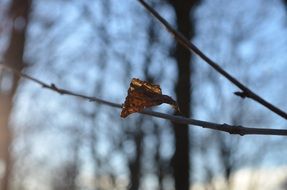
top-left (121, 78), bottom-right (180, 118)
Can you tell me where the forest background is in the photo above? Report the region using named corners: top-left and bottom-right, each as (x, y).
top-left (0, 0), bottom-right (287, 190)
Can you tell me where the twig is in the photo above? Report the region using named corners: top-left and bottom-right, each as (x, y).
top-left (0, 64), bottom-right (121, 108)
top-left (137, 0), bottom-right (287, 120)
top-left (1, 63), bottom-right (287, 136)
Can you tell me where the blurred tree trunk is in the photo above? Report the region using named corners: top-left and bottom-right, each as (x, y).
top-left (52, 161), bottom-right (79, 190)
top-left (52, 131), bottom-right (80, 190)
top-left (284, 0), bottom-right (287, 16)
top-left (128, 128), bottom-right (143, 190)
top-left (0, 0), bottom-right (31, 189)
top-left (166, 1), bottom-right (200, 190)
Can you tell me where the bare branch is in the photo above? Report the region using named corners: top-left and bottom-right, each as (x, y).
top-left (137, 0), bottom-right (287, 120)
top-left (1, 63), bottom-right (287, 136)
top-left (0, 64), bottom-right (121, 109)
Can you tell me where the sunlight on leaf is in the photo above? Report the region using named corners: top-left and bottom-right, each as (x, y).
top-left (121, 78), bottom-right (180, 118)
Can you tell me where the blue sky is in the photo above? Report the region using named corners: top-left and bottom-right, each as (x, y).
top-left (1, 0), bottom-right (287, 189)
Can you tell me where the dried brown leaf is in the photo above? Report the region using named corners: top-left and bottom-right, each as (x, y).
top-left (121, 78), bottom-right (180, 118)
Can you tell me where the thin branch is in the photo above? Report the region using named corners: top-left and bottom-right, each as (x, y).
top-left (1, 63), bottom-right (287, 136)
top-left (0, 64), bottom-right (121, 108)
top-left (137, 0), bottom-right (287, 120)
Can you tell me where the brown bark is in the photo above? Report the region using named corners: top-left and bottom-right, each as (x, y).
top-left (0, 0), bottom-right (31, 189)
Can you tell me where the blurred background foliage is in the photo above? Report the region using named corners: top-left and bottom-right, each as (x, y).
top-left (0, 0), bottom-right (287, 190)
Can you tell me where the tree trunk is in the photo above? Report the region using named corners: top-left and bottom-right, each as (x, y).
top-left (167, 1), bottom-right (200, 190)
top-left (128, 129), bottom-right (143, 190)
top-left (283, 0), bottom-right (287, 17)
top-left (0, 0), bottom-right (31, 189)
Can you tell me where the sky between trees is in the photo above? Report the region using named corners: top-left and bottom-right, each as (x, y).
top-left (0, 0), bottom-right (287, 190)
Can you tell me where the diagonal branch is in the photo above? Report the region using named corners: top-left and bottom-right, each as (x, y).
top-left (137, 0), bottom-right (287, 120)
top-left (1, 63), bottom-right (287, 136)
top-left (0, 64), bottom-right (120, 109)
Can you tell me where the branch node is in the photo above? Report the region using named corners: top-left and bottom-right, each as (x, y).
top-left (234, 91), bottom-right (246, 99)
top-left (236, 125), bottom-right (245, 136)
top-left (222, 123), bottom-right (245, 136)
top-left (51, 83), bottom-right (64, 94)
top-left (50, 83), bottom-right (57, 89)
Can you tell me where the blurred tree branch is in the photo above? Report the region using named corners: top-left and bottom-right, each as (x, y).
top-left (0, 0), bottom-right (32, 189)
top-left (1, 63), bottom-right (287, 136)
top-left (137, 0), bottom-right (287, 120)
